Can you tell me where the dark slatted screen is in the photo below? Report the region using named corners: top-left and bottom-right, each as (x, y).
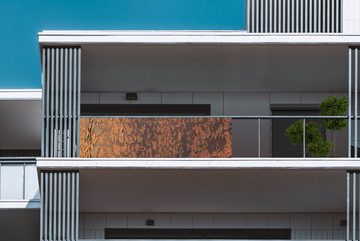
top-left (271, 105), bottom-right (324, 157)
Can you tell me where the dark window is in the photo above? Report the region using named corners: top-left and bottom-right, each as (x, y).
top-left (105, 228), bottom-right (291, 240)
top-left (271, 104), bottom-right (325, 157)
top-left (0, 149), bottom-right (41, 157)
top-left (81, 104), bottom-right (211, 116)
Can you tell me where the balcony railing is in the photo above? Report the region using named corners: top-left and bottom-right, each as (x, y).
top-left (79, 115), bottom-right (351, 158)
top-left (0, 157), bottom-right (39, 201)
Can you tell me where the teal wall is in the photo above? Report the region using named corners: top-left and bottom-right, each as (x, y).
top-left (0, 0), bottom-right (246, 88)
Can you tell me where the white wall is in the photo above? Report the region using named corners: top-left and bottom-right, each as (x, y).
top-left (79, 212), bottom-right (346, 240)
top-left (343, 0), bottom-right (360, 34)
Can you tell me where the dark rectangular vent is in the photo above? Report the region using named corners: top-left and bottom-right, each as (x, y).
top-left (105, 228), bottom-right (291, 239)
top-left (0, 149), bottom-right (41, 157)
top-left (81, 104), bottom-right (211, 116)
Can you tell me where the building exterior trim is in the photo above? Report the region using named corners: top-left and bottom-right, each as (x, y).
top-left (0, 89), bottom-right (42, 100)
top-left (39, 31), bottom-right (360, 46)
top-left (37, 158), bottom-right (360, 170)
top-left (0, 200), bottom-right (41, 209)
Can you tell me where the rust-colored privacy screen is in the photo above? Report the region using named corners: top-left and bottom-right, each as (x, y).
top-left (80, 118), bottom-right (232, 158)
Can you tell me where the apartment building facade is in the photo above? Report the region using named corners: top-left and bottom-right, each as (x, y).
top-left (1, 1), bottom-right (360, 241)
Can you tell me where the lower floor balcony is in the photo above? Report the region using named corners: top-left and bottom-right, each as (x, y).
top-left (35, 160), bottom-right (360, 241)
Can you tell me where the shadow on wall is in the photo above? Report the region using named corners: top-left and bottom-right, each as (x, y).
top-left (0, 210), bottom-right (39, 241)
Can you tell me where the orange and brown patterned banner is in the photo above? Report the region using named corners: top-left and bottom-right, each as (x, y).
top-left (80, 117), bottom-right (232, 158)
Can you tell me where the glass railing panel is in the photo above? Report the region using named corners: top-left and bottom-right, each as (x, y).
top-left (0, 158), bottom-right (39, 201)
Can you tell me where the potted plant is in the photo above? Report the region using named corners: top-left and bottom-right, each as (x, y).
top-left (285, 96), bottom-right (348, 157)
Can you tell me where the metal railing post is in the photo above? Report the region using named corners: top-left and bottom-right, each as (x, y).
top-left (258, 118), bottom-right (261, 157)
top-left (303, 118), bottom-right (306, 158)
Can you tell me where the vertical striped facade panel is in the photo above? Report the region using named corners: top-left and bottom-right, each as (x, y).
top-left (346, 172), bottom-right (360, 241)
top-left (247, 0), bottom-right (342, 33)
top-left (347, 48), bottom-right (360, 241)
top-left (42, 47), bottom-right (81, 158)
top-left (348, 47), bottom-right (360, 157)
top-left (40, 171), bottom-right (79, 241)
top-left (41, 47), bottom-right (81, 240)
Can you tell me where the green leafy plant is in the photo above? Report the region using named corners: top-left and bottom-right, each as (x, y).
top-left (285, 96), bottom-right (348, 157)
top-left (320, 96), bottom-right (348, 130)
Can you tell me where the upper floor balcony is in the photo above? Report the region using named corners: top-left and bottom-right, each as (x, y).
top-left (38, 25), bottom-right (360, 161)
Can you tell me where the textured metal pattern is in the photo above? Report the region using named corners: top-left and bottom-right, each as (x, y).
top-left (80, 117), bottom-right (232, 158)
top-left (248, 0), bottom-right (342, 33)
top-left (42, 47), bottom-right (81, 158)
top-left (41, 171), bottom-right (79, 241)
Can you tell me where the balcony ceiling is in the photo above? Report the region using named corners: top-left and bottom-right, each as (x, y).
top-left (0, 99), bottom-right (41, 150)
top-left (81, 45), bottom-right (348, 93)
top-left (79, 169), bottom-right (345, 213)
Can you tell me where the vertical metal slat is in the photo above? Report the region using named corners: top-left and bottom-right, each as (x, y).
top-left (71, 172), bottom-right (75, 241)
top-left (305, 0), bottom-right (308, 33)
top-left (55, 48), bottom-right (59, 157)
top-left (291, 0), bottom-right (295, 32)
top-left (58, 172), bottom-right (62, 240)
top-left (317, 0), bottom-right (321, 32)
top-left (49, 173), bottom-right (53, 240)
top-left (247, 0), bottom-right (251, 32)
top-left (355, 48), bottom-right (358, 158)
top-left (76, 172), bottom-right (79, 240)
top-left (41, 49), bottom-right (46, 157)
top-left (46, 49), bottom-right (51, 157)
top-left (323, 0), bottom-right (326, 33)
top-left (251, 0), bottom-right (255, 32)
top-left (77, 49), bottom-right (82, 157)
top-left (349, 48), bottom-right (353, 158)
top-left (73, 49), bottom-right (77, 157)
top-left (278, 0), bottom-right (282, 32)
top-left (40, 173), bottom-right (44, 241)
top-left (63, 172), bottom-right (66, 240)
top-left (53, 173), bottom-right (57, 240)
top-left (50, 49), bottom-right (55, 157)
top-left (64, 49), bottom-right (68, 157)
top-left (300, 0), bottom-right (303, 32)
top-left (68, 48), bottom-right (73, 158)
top-left (347, 172), bottom-right (350, 240)
top-left (67, 172), bottom-right (70, 240)
top-left (45, 173), bottom-right (48, 241)
top-left (353, 173), bottom-right (357, 241)
top-left (60, 49), bottom-right (64, 157)
top-left (264, 0), bottom-right (268, 33)
top-left (273, 0), bottom-right (277, 32)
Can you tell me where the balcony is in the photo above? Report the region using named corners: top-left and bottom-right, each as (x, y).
top-left (78, 115), bottom-right (350, 159)
top-left (0, 157), bottom-right (40, 209)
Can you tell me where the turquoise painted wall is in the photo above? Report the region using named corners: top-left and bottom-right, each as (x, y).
top-left (0, 0), bottom-right (246, 88)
